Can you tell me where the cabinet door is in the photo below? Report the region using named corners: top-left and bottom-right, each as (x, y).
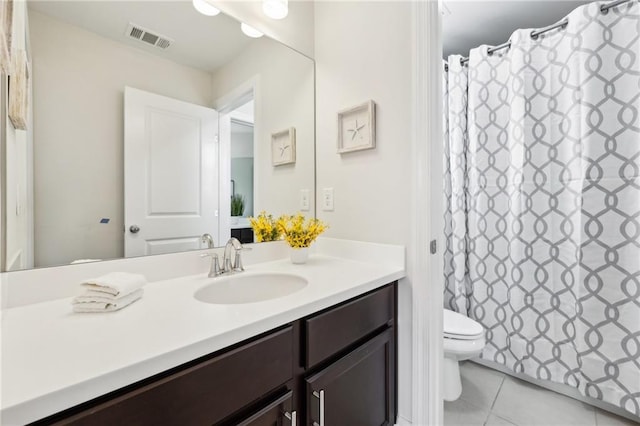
top-left (231, 228), bottom-right (242, 241)
top-left (230, 228), bottom-right (254, 244)
top-left (305, 328), bottom-right (395, 426)
top-left (240, 228), bottom-right (254, 244)
top-left (234, 390), bottom-right (297, 426)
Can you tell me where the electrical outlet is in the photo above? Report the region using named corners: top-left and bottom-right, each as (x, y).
top-left (300, 189), bottom-right (310, 211)
top-left (322, 188), bottom-right (334, 211)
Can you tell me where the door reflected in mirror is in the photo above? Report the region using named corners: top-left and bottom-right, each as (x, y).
top-left (1, 1), bottom-right (315, 271)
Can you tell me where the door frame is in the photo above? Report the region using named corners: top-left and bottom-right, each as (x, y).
top-left (410, 1), bottom-right (443, 425)
top-left (214, 76), bottom-right (260, 245)
top-left (1, 70), bottom-right (6, 272)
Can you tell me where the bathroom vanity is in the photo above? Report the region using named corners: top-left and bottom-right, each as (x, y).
top-left (35, 283), bottom-right (396, 425)
top-left (0, 242), bottom-right (405, 425)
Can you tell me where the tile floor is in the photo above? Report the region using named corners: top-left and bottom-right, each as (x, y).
top-left (444, 361), bottom-right (640, 426)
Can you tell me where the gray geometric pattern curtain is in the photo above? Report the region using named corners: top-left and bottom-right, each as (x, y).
top-left (443, 1), bottom-right (640, 416)
top-left (443, 57), bottom-right (470, 314)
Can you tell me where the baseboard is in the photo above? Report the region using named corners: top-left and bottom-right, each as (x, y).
top-left (471, 358), bottom-right (640, 424)
top-left (395, 414), bottom-right (413, 425)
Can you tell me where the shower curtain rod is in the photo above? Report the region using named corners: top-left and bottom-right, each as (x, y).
top-left (457, 0), bottom-right (636, 66)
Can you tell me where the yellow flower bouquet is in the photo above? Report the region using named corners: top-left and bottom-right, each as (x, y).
top-left (277, 213), bottom-right (328, 264)
top-left (249, 211), bottom-right (281, 242)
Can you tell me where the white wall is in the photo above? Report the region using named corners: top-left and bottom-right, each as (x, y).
top-left (4, 0), bottom-right (32, 271)
top-left (211, 36), bottom-right (315, 217)
top-left (230, 127), bottom-right (254, 158)
top-left (29, 10), bottom-right (213, 268)
top-left (213, 0), bottom-right (314, 59)
top-left (314, 1), bottom-right (414, 422)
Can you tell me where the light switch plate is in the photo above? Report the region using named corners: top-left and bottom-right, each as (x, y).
top-left (300, 189), bottom-right (310, 211)
top-left (322, 188), bottom-right (334, 211)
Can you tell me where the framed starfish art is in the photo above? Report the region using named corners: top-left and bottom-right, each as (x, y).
top-left (271, 127), bottom-right (296, 166)
top-left (337, 100), bottom-right (376, 154)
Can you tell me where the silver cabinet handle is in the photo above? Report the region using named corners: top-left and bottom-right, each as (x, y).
top-left (312, 390), bottom-right (325, 426)
top-left (129, 225), bottom-right (140, 234)
top-left (284, 410), bottom-right (297, 426)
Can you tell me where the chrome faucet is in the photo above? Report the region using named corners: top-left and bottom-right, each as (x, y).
top-left (222, 237), bottom-right (246, 273)
top-left (201, 233), bottom-right (215, 249)
top-left (200, 237), bottom-right (248, 278)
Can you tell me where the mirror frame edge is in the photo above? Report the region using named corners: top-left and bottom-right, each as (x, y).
top-left (1, 69), bottom-right (6, 271)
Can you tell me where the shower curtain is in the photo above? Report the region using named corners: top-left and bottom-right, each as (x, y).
top-left (443, 1), bottom-right (640, 416)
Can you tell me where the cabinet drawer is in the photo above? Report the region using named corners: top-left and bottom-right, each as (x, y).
top-left (304, 285), bottom-right (394, 368)
top-left (53, 327), bottom-right (293, 426)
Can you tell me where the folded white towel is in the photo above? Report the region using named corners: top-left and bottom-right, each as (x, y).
top-left (72, 289), bottom-right (135, 304)
top-left (73, 289), bottom-right (144, 313)
top-left (81, 272), bottom-right (147, 298)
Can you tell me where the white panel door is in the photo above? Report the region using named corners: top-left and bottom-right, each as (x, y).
top-left (124, 87), bottom-right (218, 257)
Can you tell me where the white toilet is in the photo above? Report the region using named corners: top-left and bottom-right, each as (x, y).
top-left (443, 309), bottom-right (486, 401)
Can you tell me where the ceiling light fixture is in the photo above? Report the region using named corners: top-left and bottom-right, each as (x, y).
top-left (262, 0), bottom-right (288, 20)
top-left (241, 23), bottom-right (264, 38)
top-left (193, 0), bottom-right (220, 16)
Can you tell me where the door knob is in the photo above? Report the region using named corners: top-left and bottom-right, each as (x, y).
top-left (129, 225), bottom-right (140, 234)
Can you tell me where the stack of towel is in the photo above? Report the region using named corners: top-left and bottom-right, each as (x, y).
top-left (72, 272), bottom-right (146, 313)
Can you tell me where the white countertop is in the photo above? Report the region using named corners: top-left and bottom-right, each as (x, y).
top-left (230, 217), bottom-right (251, 229)
top-left (0, 254), bottom-right (404, 425)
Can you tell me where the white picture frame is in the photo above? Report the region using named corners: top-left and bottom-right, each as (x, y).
top-left (0, 0), bottom-right (13, 74)
top-left (8, 48), bottom-right (28, 130)
top-left (337, 100), bottom-right (376, 154)
top-left (271, 127), bottom-right (296, 166)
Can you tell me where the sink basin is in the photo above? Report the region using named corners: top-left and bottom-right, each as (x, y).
top-left (194, 272), bottom-right (308, 304)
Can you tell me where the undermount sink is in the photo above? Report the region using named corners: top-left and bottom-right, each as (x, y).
top-left (194, 272), bottom-right (308, 304)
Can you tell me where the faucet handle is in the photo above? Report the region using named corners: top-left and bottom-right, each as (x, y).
top-left (200, 252), bottom-right (222, 277)
top-left (232, 244), bottom-right (252, 271)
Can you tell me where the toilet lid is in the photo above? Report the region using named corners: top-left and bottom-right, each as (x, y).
top-left (443, 309), bottom-right (484, 340)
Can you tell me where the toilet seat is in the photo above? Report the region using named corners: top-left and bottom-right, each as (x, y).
top-left (444, 309), bottom-right (484, 340)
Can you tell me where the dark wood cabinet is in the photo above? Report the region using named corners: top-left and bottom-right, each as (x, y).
top-left (231, 227), bottom-right (254, 244)
top-left (35, 283), bottom-right (397, 426)
top-left (305, 328), bottom-right (395, 426)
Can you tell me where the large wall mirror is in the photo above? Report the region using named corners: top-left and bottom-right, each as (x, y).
top-left (1, 0), bottom-right (315, 272)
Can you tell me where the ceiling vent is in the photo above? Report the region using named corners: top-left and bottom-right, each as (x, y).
top-left (125, 23), bottom-right (173, 50)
